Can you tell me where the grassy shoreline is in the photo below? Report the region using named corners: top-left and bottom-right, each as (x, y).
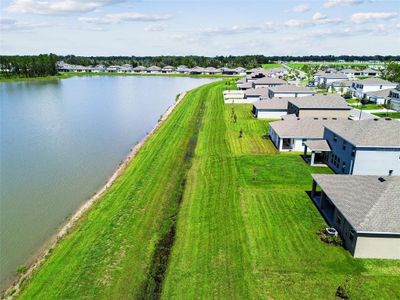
top-left (0, 72), bottom-right (239, 83)
top-left (5, 81), bottom-right (400, 299)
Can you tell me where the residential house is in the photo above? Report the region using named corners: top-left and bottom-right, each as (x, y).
top-left (253, 77), bottom-right (287, 89)
top-left (331, 80), bottom-right (354, 94)
top-left (352, 78), bottom-right (397, 99)
top-left (311, 174), bottom-right (400, 259)
top-left (323, 119), bottom-right (400, 175)
top-left (361, 68), bottom-right (381, 77)
top-left (287, 94), bottom-right (351, 119)
top-left (244, 88), bottom-right (269, 101)
top-left (388, 89), bottom-right (400, 111)
top-left (162, 66), bottom-right (175, 73)
top-left (365, 88), bottom-right (394, 105)
top-left (252, 98), bottom-right (288, 119)
top-left (268, 85), bottom-right (315, 98)
top-left (176, 65), bottom-right (189, 74)
top-left (204, 67), bottom-right (221, 75)
top-left (189, 67), bottom-right (205, 75)
top-left (269, 119), bottom-right (351, 152)
top-left (133, 66), bottom-right (147, 73)
top-left (340, 68), bottom-right (362, 78)
top-left (147, 66), bottom-right (162, 73)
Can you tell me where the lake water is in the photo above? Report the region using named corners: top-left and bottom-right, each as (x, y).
top-left (0, 75), bottom-right (215, 289)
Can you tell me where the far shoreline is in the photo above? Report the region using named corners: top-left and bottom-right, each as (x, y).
top-left (0, 72), bottom-right (238, 83)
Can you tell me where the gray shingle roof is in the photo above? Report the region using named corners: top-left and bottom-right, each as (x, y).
top-left (355, 78), bottom-right (397, 85)
top-left (324, 119), bottom-right (400, 147)
top-left (322, 73), bottom-right (348, 79)
top-left (269, 85), bottom-right (315, 93)
top-left (312, 174), bottom-right (400, 233)
top-left (245, 88), bottom-right (269, 97)
top-left (288, 94), bottom-right (350, 110)
top-left (253, 77), bottom-right (287, 85)
top-left (304, 139), bottom-right (331, 151)
top-left (253, 98), bottom-right (288, 110)
top-left (365, 88), bottom-right (394, 98)
top-left (270, 119), bottom-right (353, 139)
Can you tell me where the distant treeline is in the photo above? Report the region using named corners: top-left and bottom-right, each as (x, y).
top-left (0, 54), bottom-right (58, 78)
top-left (59, 55), bottom-right (400, 68)
top-left (60, 55), bottom-right (270, 68)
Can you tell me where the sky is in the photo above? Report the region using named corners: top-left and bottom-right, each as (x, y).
top-left (1, 0), bottom-right (400, 56)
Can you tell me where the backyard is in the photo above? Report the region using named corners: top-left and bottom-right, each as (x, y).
top-left (14, 81), bottom-right (400, 299)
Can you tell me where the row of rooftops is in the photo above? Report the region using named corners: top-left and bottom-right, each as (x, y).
top-left (56, 62), bottom-right (247, 74)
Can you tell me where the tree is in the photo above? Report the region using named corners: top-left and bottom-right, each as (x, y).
top-left (383, 61), bottom-right (400, 82)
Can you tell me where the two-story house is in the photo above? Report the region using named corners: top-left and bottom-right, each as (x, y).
top-left (323, 119), bottom-right (400, 176)
top-left (351, 78), bottom-right (397, 99)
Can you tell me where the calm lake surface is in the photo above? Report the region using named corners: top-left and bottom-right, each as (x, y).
top-left (0, 75), bottom-right (215, 288)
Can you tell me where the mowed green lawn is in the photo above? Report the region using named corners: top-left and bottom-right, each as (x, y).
top-left (373, 111), bottom-right (400, 119)
top-left (161, 88), bottom-right (400, 299)
top-left (16, 81), bottom-right (400, 299)
top-left (262, 63), bottom-right (281, 69)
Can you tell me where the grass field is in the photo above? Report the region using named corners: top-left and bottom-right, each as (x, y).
top-left (14, 81), bottom-right (400, 299)
top-left (373, 111), bottom-right (400, 119)
top-left (286, 62), bottom-right (376, 70)
top-left (262, 63), bottom-right (281, 69)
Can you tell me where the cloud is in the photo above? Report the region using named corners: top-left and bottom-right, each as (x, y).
top-left (79, 12), bottom-right (172, 24)
top-left (7, 0), bottom-right (124, 15)
top-left (0, 17), bottom-right (48, 32)
top-left (285, 14), bottom-right (341, 27)
top-left (144, 24), bottom-right (164, 32)
top-left (323, 0), bottom-right (364, 8)
top-left (350, 12), bottom-right (398, 23)
top-left (312, 12), bottom-right (326, 21)
top-left (292, 3), bottom-right (310, 13)
top-left (200, 23), bottom-right (274, 36)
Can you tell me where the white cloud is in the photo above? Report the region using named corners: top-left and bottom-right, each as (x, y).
top-left (79, 12), bottom-right (172, 24)
top-left (200, 23), bottom-right (274, 35)
top-left (284, 19), bottom-right (310, 27)
top-left (350, 12), bottom-right (398, 23)
top-left (144, 24), bottom-right (164, 32)
top-left (7, 0), bottom-right (123, 15)
top-left (323, 0), bottom-right (364, 8)
top-left (312, 12), bottom-right (326, 21)
top-left (292, 3), bottom-right (310, 13)
top-left (0, 17), bottom-right (48, 32)
top-left (284, 16), bottom-right (341, 27)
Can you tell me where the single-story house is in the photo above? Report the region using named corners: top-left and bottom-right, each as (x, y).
top-left (252, 98), bottom-right (288, 119)
top-left (287, 94), bottom-right (351, 119)
top-left (311, 174), bottom-right (400, 259)
top-left (204, 67), bottom-right (221, 74)
top-left (352, 78), bottom-right (398, 99)
top-left (147, 66), bottom-right (162, 73)
top-left (323, 119), bottom-right (400, 176)
top-left (339, 68), bottom-right (362, 78)
top-left (189, 67), bottom-right (205, 75)
top-left (331, 80), bottom-right (354, 93)
top-left (162, 66), bottom-right (175, 73)
top-left (365, 88), bottom-right (394, 105)
top-left (244, 88), bottom-right (269, 101)
top-left (253, 77), bottom-right (287, 89)
top-left (238, 82), bottom-right (253, 90)
top-left (268, 85), bottom-right (315, 98)
top-left (361, 68), bottom-right (381, 77)
top-left (133, 66), bottom-right (147, 73)
top-left (268, 118), bottom-right (351, 152)
top-left (176, 65), bottom-right (189, 74)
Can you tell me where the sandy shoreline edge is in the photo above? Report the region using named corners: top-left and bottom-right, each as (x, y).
top-left (2, 91), bottom-right (188, 299)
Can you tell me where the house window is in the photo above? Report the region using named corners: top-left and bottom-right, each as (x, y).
top-left (333, 135), bottom-right (337, 142)
top-left (342, 140), bottom-right (347, 150)
top-left (351, 149), bottom-right (355, 157)
top-left (389, 170), bottom-right (393, 176)
top-left (349, 230), bottom-right (355, 242)
top-left (342, 162), bottom-right (346, 173)
top-left (379, 85), bottom-right (382, 89)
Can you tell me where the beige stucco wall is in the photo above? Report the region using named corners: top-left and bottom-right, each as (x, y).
top-left (298, 110), bottom-right (349, 119)
top-left (354, 236), bottom-right (400, 259)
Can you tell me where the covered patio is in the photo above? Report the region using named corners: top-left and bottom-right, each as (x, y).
top-left (303, 139), bottom-right (331, 166)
